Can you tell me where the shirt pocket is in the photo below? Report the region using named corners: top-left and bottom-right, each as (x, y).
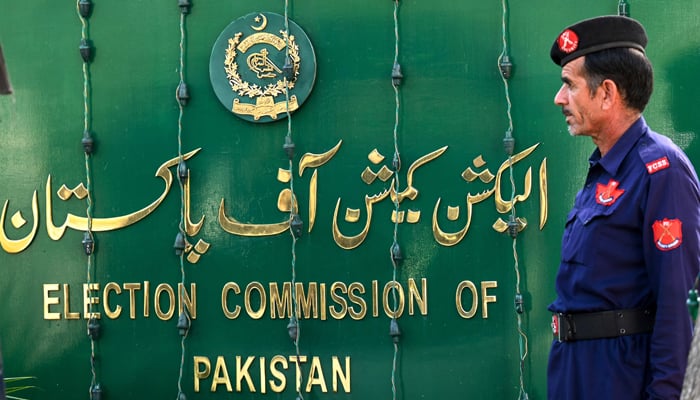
top-left (561, 204), bottom-right (619, 266)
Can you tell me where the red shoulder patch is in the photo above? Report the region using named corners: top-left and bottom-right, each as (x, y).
top-left (652, 218), bottom-right (683, 251)
top-left (596, 179), bottom-right (624, 206)
top-left (645, 156), bottom-right (670, 174)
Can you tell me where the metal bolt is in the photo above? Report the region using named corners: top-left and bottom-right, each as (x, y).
top-left (79, 39), bottom-right (93, 63)
top-left (82, 130), bottom-right (94, 154)
top-left (514, 293), bottom-right (524, 314)
top-left (391, 242), bottom-right (403, 265)
top-left (87, 317), bottom-right (100, 340)
top-left (90, 383), bottom-right (102, 400)
top-left (389, 318), bottom-right (401, 343)
top-left (177, 311), bottom-right (190, 336)
top-left (178, 0), bottom-right (192, 14)
top-left (283, 136), bottom-right (295, 160)
top-left (176, 81), bottom-right (190, 106)
top-left (290, 214), bottom-right (303, 239)
top-left (391, 62), bottom-right (403, 86)
top-left (174, 231), bottom-right (186, 256)
top-left (287, 317), bottom-right (298, 342)
top-left (82, 231), bottom-right (95, 255)
top-left (499, 54), bottom-right (513, 79)
top-left (177, 160), bottom-right (189, 183)
top-left (78, 0), bottom-right (93, 18)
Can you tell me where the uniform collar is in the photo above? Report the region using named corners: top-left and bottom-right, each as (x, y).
top-left (589, 116), bottom-right (646, 175)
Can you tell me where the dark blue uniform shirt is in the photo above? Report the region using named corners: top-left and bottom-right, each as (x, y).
top-left (548, 117), bottom-right (700, 399)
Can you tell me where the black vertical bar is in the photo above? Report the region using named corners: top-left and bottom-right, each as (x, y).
top-left (0, 45), bottom-right (13, 95)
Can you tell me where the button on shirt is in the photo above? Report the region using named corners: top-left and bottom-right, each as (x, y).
top-left (547, 117), bottom-right (700, 400)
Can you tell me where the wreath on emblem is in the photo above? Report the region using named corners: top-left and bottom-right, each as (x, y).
top-left (224, 31), bottom-right (301, 98)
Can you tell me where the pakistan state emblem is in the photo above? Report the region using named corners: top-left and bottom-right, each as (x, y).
top-left (210, 12), bottom-right (316, 123)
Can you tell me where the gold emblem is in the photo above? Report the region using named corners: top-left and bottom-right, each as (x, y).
top-left (224, 29), bottom-right (300, 120)
top-left (210, 12), bottom-right (315, 123)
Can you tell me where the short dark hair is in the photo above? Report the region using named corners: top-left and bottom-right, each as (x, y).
top-left (582, 48), bottom-right (654, 112)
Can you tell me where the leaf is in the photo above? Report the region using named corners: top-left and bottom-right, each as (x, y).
top-left (4, 376), bottom-right (37, 399)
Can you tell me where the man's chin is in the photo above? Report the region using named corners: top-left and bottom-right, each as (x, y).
top-left (567, 124), bottom-right (585, 137)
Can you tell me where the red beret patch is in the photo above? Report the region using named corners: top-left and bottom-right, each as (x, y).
top-left (558, 29), bottom-right (579, 53)
top-left (652, 218), bottom-right (682, 251)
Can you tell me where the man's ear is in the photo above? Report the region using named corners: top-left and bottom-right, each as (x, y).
top-left (599, 79), bottom-right (619, 110)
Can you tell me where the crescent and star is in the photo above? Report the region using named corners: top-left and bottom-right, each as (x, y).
top-left (251, 14), bottom-right (267, 31)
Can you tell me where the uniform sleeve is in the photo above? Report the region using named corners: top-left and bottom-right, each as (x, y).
top-left (642, 152), bottom-right (700, 399)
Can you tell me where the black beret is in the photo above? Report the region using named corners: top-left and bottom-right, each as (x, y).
top-left (550, 16), bottom-right (648, 66)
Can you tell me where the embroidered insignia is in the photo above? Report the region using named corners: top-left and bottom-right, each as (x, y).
top-left (652, 218), bottom-right (683, 251)
top-left (558, 29), bottom-right (579, 53)
top-left (595, 179), bottom-right (625, 206)
top-left (645, 156), bottom-right (670, 174)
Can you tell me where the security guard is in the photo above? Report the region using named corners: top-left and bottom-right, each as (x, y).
top-left (547, 16), bottom-right (700, 399)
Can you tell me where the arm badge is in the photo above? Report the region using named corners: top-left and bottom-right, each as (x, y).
top-left (652, 218), bottom-right (683, 251)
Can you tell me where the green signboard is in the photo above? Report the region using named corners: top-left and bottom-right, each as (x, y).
top-left (1, 0), bottom-right (699, 399)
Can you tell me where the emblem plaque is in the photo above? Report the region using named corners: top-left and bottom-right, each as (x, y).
top-left (209, 12), bottom-right (316, 123)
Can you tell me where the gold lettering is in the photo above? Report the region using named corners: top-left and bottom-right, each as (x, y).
top-left (269, 282), bottom-right (292, 319)
top-left (288, 355), bottom-right (308, 393)
top-left (347, 282), bottom-right (366, 320)
top-left (319, 283), bottom-right (327, 321)
top-left (192, 355), bottom-right (350, 394)
top-left (43, 281), bottom-right (203, 321)
top-left (143, 281), bottom-right (150, 317)
top-left (43, 283), bottom-right (60, 320)
top-left (408, 278), bottom-right (428, 315)
top-left (238, 32), bottom-right (286, 53)
top-left (245, 282), bottom-right (266, 320)
top-left (154, 283), bottom-right (175, 320)
top-left (236, 356), bottom-right (256, 392)
top-left (295, 282), bottom-right (318, 319)
top-left (305, 356), bottom-right (328, 392)
top-left (221, 282), bottom-right (241, 319)
top-left (83, 283), bottom-right (100, 319)
top-left (269, 355), bottom-right (287, 392)
top-left (329, 282), bottom-right (348, 319)
top-left (215, 280), bottom-right (430, 321)
top-left (178, 282), bottom-right (197, 319)
top-left (193, 356), bottom-right (211, 392)
top-left (372, 280), bottom-right (379, 317)
top-left (382, 281), bottom-right (404, 318)
top-left (0, 191), bottom-right (39, 254)
top-left (63, 283), bottom-right (80, 319)
top-left (260, 356), bottom-right (266, 394)
top-left (212, 356), bottom-right (233, 392)
top-left (540, 157), bottom-right (548, 230)
top-left (481, 281), bottom-right (497, 318)
top-left (123, 282), bottom-right (141, 319)
top-left (332, 356), bottom-right (351, 393)
top-left (456, 280), bottom-right (478, 318)
top-left (103, 282), bottom-right (122, 319)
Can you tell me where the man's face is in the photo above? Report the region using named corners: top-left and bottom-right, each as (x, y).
top-left (553, 57), bottom-right (603, 136)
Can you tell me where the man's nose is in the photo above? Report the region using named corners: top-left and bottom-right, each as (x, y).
top-left (554, 84), bottom-right (567, 106)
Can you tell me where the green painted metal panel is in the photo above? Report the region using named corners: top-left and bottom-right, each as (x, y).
top-left (0, 0), bottom-right (698, 398)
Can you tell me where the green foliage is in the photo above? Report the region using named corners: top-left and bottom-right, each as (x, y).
top-left (4, 376), bottom-right (37, 400)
